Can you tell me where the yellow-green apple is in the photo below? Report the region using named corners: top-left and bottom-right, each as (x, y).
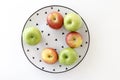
top-left (59, 47), bottom-right (78, 65)
top-left (66, 32), bottom-right (83, 48)
top-left (64, 13), bottom-right (82, 31)
top-left (47, 11), bottom-right (63, 29)
top-left (41, 48), bottom-right (58, 64)
top-left (23, 27), bottom-right (42, 45)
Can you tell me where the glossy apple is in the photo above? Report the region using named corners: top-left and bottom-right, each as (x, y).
top-left (59, 47), bottom-right (78, 65)
top-left (41, 48), bottom-right (58, 64)
top-left (23, 27), bottom-right (42, 45)
top-left (64, 13), bottom-right (82, 31)
top-left (66, 32), bottom-right (83, 48)
top-left (47, 11), bottom-right (63, 29)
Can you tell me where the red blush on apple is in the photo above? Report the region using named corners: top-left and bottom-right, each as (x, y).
top-left (47, 11), bottom-right (63, 29)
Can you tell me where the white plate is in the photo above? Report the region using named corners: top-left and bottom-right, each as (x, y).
top-left (21, 5), bottom-right (90, 73)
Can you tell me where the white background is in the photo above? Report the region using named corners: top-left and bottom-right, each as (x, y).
top-left (0, 0), bottom-right (120, 80)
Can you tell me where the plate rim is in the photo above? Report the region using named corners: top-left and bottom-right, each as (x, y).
top-left (21, 5), bottom-right (90, 73)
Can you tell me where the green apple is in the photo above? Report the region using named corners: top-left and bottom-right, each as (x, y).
top-left (59, 47), bottom-right (78, 65)
top-left (64, 13), bottom-right (82, 31)
top-left (23, 27), bottom-right (42, 45)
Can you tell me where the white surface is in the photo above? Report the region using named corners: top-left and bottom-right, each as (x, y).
top-left (0, 0), bottom-right (120, 80)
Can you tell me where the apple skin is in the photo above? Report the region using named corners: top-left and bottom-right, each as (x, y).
top-left (59, 47), bottom-right (78, 65)
top-left (66, 32), bottom-right (83, 48)
top-left (23, 27), bottom-right (42, 45)
top-left (47, 11), bottom-right (63, 29)
top-left (64, 13), bottom-right (82, 31)
top-left (41, 48), bottom-right (58, 64)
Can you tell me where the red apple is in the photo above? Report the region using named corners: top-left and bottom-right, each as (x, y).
top-left (41, 48), bottom-right (58, 64)
top-left (66, 32), bottom-right (83, 48)
top-left (47, 11), bottom-right (63, 29)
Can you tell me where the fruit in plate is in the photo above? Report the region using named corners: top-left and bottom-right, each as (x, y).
top-left (41, 48), bottom-right (58, 64)
top-left (47, 11), bottom-right (63, 29)
top-left (66, 32), bottom-right (83, 48)
top-left (64, 13), bottom-right (82, 31)
top-left (59, 47), bottom-right (78, 65)
top-left (23, 27), bottom-right (42, 45)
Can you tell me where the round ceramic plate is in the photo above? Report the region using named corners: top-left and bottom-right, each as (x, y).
top-left (21, 5), bottom-right (90, 73)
